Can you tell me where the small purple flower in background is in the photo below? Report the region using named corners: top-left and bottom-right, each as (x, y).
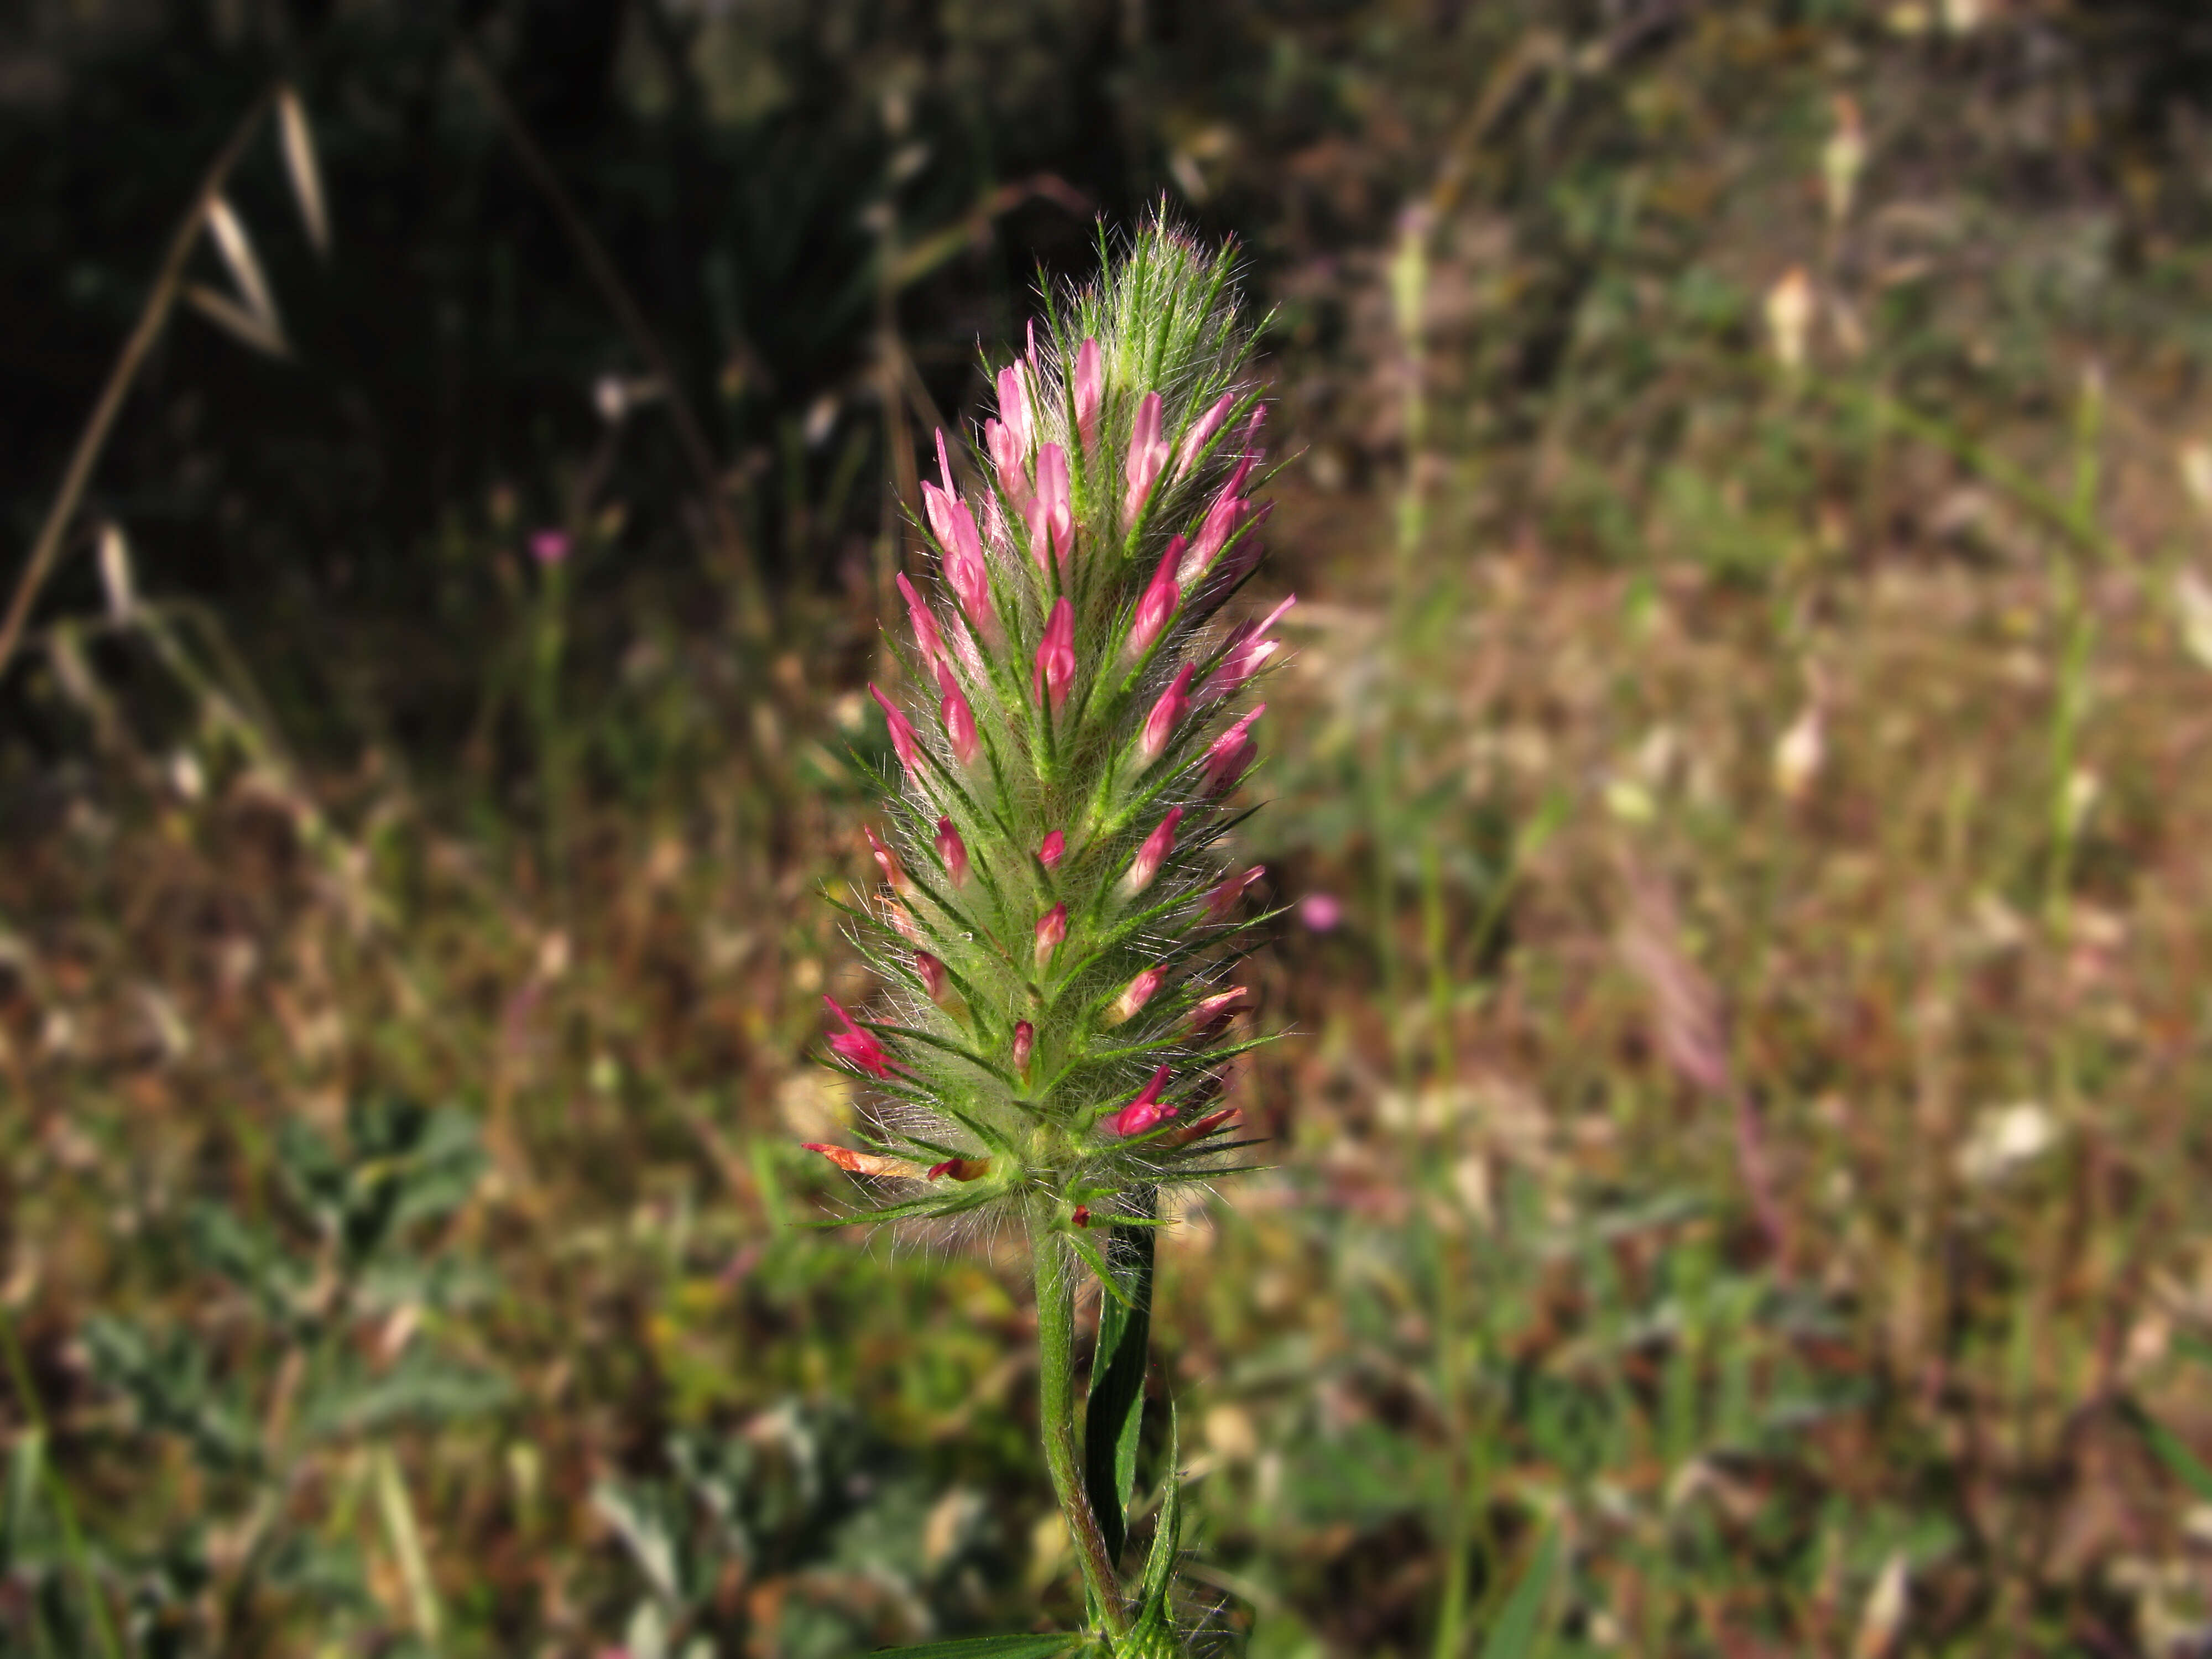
top-left (1300, 890), bottom-right (1344, 932)
top-left (528, 528), bottom-right (571, 565)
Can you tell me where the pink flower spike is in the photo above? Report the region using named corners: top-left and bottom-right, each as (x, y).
top-left (1125, 539), bottom-right (1183, 661)
top-left (1124, 806), bottom-right (1183, 895)
top-left (1105, 1065), bottom-right (1178, 1138)
top-left (1205, 864), bottom-right (1266, 924)
top-left (896, 573), bottom-right (944, 671)
top-left (1026, 444), bottom-right (1073, 571)
top-left (1175, 392), bottom-right (1237, 478)
top-left (936, 662), bottom-right (979, 766)
top-left (1188, 986), bottom-right (1250, 1035)
top-left (1013, 1019), bottom-right (1034, 1073)
top-left (1201, 703), bottom-right (1264, 795)
top-left (915, 950), bottom-right (947, 1002)
top-left (1039, 831), bottom-right (1066, 872)
top-left (934, 428), bottom-right (957, 495)
top-left (1202, 594), bottom-right (1297, 701)
top-left (823, 995), bottom-right (896, 1079)
top-left (1034, 597), bottom-right (1076, 712)
top-left (1139, 664), bottom-right (1195, 764)
top-left (935, 815), bottom-right (969, 887)
top-left (985, 418), bottom-right (1030, 517)
top-left (1123, 392), bottom-right (1169, 523)
top-left (1034, 902), bottom-right (1068, 967)
top-left (863, 825), bottom-right (909, 894)
top-left (1109, 966), bottom-right (1165, 1026)
top-left (869, 684), bottom-right (920, 774)
top-left (1074, 337), bottom-right (1103, 448)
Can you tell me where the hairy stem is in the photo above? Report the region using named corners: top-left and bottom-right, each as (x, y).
top-left (1031, 1211), bottom-right (1132, 1642)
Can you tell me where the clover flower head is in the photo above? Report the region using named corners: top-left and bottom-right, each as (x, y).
top-left (806, 222), bottom-right (1281, 1259)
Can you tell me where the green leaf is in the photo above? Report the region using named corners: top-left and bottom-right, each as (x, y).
top-left (2122, 1399), bottom-right (2212, 1504)
top-left (1083, 1190), bottom-right (1156, 1567)
top-left (852, 1636), bottom-right (1083, 1657)
top-left (1477, 1526), bottom-right (1561, 1659)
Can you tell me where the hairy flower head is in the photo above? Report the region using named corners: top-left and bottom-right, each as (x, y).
top-left (807, 223), bottom-right (1280, 1256)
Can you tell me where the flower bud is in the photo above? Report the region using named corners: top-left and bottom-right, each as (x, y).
top-left (869, 684), bottom-right (920, 773)
top-left (1124, 807), bottom-right (1182, 895)
top-left (925, 433), bottom-right (994, 634)
top-left (1180, 485), bottom-right (1248, 586)
top-left (1104, 1065), bottom-right (1177, 1138)
top-left (1201, 703), bottom-right (1263, 795)
top-left (1034, 597), bottom-right (1076, 712)
top-left (896, 572), bottom-right (944, 671)
top-left (1188, 986), bottom-right (1249, 1035)
top-left (937, 662), bottom-right (979, 766)
top-left (1108, 966), bottom-right (1165, 1025)
top-left (1140, 664), bottom-right (1194, 765)
top-left (1013, 1019), bottom-right (1034, 1073)
top-left (1202, 594), bottom-right (1296, 702)
top-left (927, 1156), bottom-right (992, 1182)
top-left (1039, 830), bottom-right (1066, 872)
top-left (1026, 443), bottom-right (1073, 572)
top-left (1204, 864), bottom-right (1265, 924)
top-left (914, 949), bottom-right (947, 1002)
top-left (986, 416), bottom-right (1028, 516)
top-left (1074, 337), bottom-right (1103, 449)
top-left (1175, 392), bottom-right (1235, 478)
top-left (1002, 346), bottom-right (1034, 451)
top-left (1124, 392), bottom-right (1168, 522)
top-left (935, 816), bottom-right (968, 887)
top-left (804, 1142), bottom-right (911, 1178)
top-left (823, 995), bottom-right (898, 1079)
top-left (1035, 902), bottom-right (1068, 967)
top-left (1071, 1204), bottom-right (1091, 1228)
top-left (1125, 539), bottom-right (1183, 661)
top-left (863, 825), bottom-right (909, 894)
top-left (1164, 1106), bottom-right (1238, 1149)
top-left (1210, 500), bottom-right (1274, 590)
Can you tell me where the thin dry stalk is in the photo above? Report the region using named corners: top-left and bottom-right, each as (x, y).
top-left (0, 86), bottom-right (277, 683)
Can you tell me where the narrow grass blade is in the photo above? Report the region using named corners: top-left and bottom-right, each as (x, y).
top-left (1476, 1526), bottom-right (1559, 1659)
top-left (276, 86), bottom-right (331, 256)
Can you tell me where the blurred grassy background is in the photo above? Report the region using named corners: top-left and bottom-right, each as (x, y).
top-left (8, 1), bottom-right (2212, 1654)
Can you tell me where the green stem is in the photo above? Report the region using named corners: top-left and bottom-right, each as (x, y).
top-left (1031, 1210), bottom-right (1132, 1642)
